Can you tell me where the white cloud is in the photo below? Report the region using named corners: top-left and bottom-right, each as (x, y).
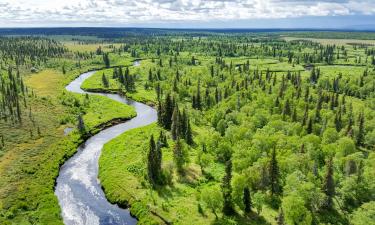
top-left (0, 0), bottom-right (374, 26)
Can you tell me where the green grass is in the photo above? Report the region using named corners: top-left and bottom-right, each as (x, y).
top-left (63, 42), bottom-right (123, 53)
top-left (81, 61), bottom-right (157, 104)
top-left (99, 123), bottom-right (276, 225)
top-left (0, 62), bottom-right (136, 224)
top-left (80, 93), bottom-right (136, 132)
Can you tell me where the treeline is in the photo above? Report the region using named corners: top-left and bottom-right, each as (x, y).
top-left (0, 36), bottom-right (65, 67)
top-left (106, 36), bottom-right (358, 66)
top-left (0, 68), bottom-right (27, 124)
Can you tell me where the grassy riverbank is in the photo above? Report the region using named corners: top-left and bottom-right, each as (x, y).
top-left (0, 62), bottom-right (136, 224)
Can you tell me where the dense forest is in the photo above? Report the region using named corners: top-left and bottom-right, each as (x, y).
top-left (0, 30), bottom-right (374, 225)
top-left (96, 32), bottom-right (375, 225)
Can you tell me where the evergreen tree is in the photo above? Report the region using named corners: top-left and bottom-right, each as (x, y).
top-left (158, 130), bottom-right (168, 148)
top-left (185, 118), bottom-right (194, 145)
top-left (157, 101), bottom-right (163, 126)
top-left (310, 67), bottom-right (317, 84)
top-left (0, 135), bottom-right (4, 149)
top-left (222, 159), bottom-right (235, 215)
top-left (292, 108), bottom-right (297, 122)
top-left (334, 110), bottom-right (342, 132)
top-left (306, 117), bottom-right (313, 134)
top-left (173, 138), bottom-right (187, 174)
top-left (194, 79), bottom-right (202, 110)
top-left (102, 73), bottom-right (109, 88)
top-left (346, 110), bottom-right (354, 136)
top-left (302, 104), bottom-right (309, 126)
top-left (147, 135), bottom-right (162, 185)
top-left (356, 112), bottom-right (365, 147)
top-left (323, 158), bottom-right (335, 210)
top-left (162, 93), bottom-right (174, 129)
top-left (269, 147), bottom-right (282, 196)
top-left (62, 64), bottom-right (66, 74)
top-left (77, 114), bottom-right (86, 134)
top-left (315, 92), bottom-right (323, 122)
top-left (171, 104), bottom-right (180, 140)
top-left (282, 99), bottom-right (291, 120)
top-left (103, 53), bottom-right (110, 68)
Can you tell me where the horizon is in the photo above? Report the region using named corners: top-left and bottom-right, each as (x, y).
top-left (1, 1), bottom-right (375, 29)
top-left (0, 26), bottom-right (374, 32)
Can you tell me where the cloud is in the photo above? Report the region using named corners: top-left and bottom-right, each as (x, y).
top-left (0, 0), bottom-right (374, 26)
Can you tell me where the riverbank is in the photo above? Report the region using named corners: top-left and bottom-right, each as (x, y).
top-left (0, 66), bottom-right (136, 224)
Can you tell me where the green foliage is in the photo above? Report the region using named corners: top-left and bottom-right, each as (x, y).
top-left (173, 138), bottom-right (189, 174)
top-left (282, 194), bottom-right (312, 225)
top-left (147, 135), bottom-right (162, 186)
top-left (351, 201), bottom-right (375, 225)
top-left (201, 185), bottom-right (223, 218)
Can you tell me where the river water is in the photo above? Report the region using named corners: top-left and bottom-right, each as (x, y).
top-left (55, 62), bottom-right (157, 225)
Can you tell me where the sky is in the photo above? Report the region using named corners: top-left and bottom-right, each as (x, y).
top-left (0, 0), bottom-right (375, 29)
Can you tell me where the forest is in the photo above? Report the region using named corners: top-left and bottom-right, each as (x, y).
top-left (0, 30), bottom-right (374, 225)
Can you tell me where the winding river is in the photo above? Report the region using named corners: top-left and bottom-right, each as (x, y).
top-left (55, 61), bottom-right (157, 225)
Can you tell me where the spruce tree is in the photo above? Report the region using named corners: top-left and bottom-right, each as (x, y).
top-left (162, 93), bottom-right (174, 129)
top-left (269, 147), bottom-right (282, 196)
top-left (0, 135), bottom-right (4, 149)
top-left (334, 110), bottom-right (342, 132)
top-left (356, 112), bottom-right (365, 147)
top-left (195, 79), bottom-right (202, 110)
top-left (158, 130), bottom-right (168, 148)
top-left (282, 99), bottom-right (291, 120)
top-left (346, 111), bottom-right (354, 136)
top-left (77, 114), bottom-right (85, 134)
top-left (323, 158), bottom-right (335, 210)
top-left (180, 108), bottom-right (187, 135)
top-left (222, 159), bottom-right (235, 215)
top-left (306, 117), bottom-right (313, 134)
top-left (185, 118), bottom-right (194, 145)
top-left (103, 53), bottom-right (110, 68)
top-left (171, 104), bottom-right (180, 140)
top-left (102, 73), bottom-right (109, 88)
top-left (148, 135), bottom-right (161, 185)
top-left (292, 108), bottom-right (297, 122)
top-left (157, 101), bottom-right (163, 126)
top-left (302, 104), bottom-right (309, 126)
top-left (173, 138), bottom-right (186, 174)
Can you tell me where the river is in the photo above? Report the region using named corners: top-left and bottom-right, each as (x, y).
top-left (55, 61), bottom-right (157, 225)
